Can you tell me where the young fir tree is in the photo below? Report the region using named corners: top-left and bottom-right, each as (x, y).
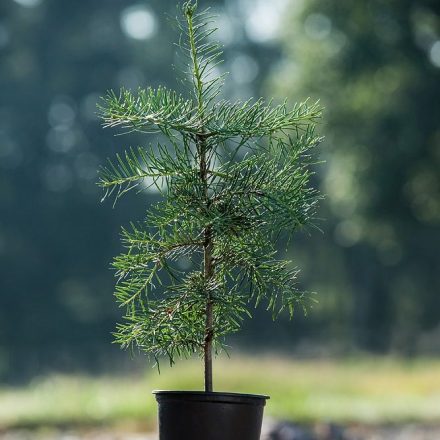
top-left (98, 1), bottom-right (322, 392)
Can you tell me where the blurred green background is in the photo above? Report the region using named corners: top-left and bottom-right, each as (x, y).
top-left (0, 0), bottom-right (439, 432)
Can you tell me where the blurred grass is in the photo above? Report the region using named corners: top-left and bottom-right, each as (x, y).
top-left (1, 356), bottom-right (439, 429)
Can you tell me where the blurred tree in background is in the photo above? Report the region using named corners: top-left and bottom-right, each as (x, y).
top-left (1, 0), bottom-right (439, 382)
top-left (270, 0), bottom-right (440, 353)
top-left (0, 0), bottom-right (282, 381)
top-left (0, 0), bottom-right (176, 381)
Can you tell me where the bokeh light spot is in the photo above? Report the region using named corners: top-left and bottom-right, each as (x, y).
top-left (304, 13), bottom-right (332, 40)
top-left (46, 126), bottom-right (77, 154)
top-left (120, 5), bottom-right (157, 41)
top-left (429, 40), bottom-right (440, 68)
top-left (13, 0), bottom-right (42, 7)
top-left (214, 13), bottom-right (235, 45)
top-left (245, 0), bottom-right (286, 43)
top-left (334, 220), bottom-right (362, 247)
top-left (48, 97), bottom-right (76, 129)
top-left (231, 54), bottom-right (259, 84)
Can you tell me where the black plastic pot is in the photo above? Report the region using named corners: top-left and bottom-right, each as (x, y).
top-left (153, 391), bottom-right (269, 440)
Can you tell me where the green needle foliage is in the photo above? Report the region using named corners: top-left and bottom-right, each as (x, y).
top-left (98, 1), bottom-right (322, 391)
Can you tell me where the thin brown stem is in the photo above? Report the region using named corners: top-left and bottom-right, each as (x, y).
top-left (198, 133), bottom-right (214, 392)
top-left (203, 224), bottom-right (214, 392)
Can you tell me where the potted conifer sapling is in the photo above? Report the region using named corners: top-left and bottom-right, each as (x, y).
top-left (98, 2), bottom-right (322, 439)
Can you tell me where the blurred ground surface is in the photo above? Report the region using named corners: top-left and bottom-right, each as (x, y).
top-left (2, 422), bottom-right (440, 440)
top-left (1, 357), bottom-right (439, 440)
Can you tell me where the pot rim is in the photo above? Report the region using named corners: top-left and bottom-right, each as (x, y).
top-left (153, 390), bottom-right (269, 405)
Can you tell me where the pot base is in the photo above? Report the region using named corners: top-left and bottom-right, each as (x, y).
top-left (153, 391), bottom-right (269, 440)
